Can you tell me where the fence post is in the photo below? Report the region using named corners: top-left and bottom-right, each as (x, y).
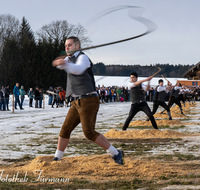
top-left (12, 94), bottom-right (14, 113)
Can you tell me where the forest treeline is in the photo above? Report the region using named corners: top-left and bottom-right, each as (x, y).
top-left (93, 62), bottom-right (194, 78)
top-left (0, 14), bottom-right (194, 91)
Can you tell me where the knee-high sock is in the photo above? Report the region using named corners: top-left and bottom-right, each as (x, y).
top-left (106, 145), bottom-right (118, 157)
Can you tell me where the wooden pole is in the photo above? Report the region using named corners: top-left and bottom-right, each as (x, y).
top-left (12, 94), bottom-right (14, 113)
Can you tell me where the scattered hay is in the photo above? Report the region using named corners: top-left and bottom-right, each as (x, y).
top-left (130, 119), bottom-right (183, 126)
top-left (2, 155), bottom-right (199, 181)
top-left (104, 129), bottom-right (188, 139)
top-left (153, 102), bottom-right (196, 118)
top-left (154, 112), bottom-right (186, 118)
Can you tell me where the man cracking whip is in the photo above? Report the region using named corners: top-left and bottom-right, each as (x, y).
top-left (160, 82), bottom-right (184, 115)
top-left (52, 36), bottom-right (124, 165)
top-left (122, 72), bottom-right (158, 131)
top-left (147, 79), bottom-right (172, 121)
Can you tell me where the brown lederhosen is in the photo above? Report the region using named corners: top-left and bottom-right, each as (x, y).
top-left (59, 96), bottom-right (100, 142)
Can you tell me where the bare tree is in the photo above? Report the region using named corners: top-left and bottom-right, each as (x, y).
top-left (36, 20), bottom-right (91, 48)
top-left (0, 14), bottom-right (20, 55)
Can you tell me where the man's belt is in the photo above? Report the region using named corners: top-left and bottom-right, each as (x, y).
top-left (74, 93), bottom-right (98, 100)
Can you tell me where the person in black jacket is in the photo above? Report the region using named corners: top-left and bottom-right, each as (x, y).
top-left (34, 87), bottom-right (40, 108)
top-left (39, 89), bottom-right (43, 108)
top-left (0, 85), bottom-right (5, 111)
top-left (5, 85), bottom-right (10, 111)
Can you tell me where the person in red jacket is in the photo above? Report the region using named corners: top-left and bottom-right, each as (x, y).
top-left (59, 87), bottom-right (65, 107)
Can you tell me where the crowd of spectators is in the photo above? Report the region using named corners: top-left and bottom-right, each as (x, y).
top-left (0, 82), bottom-right (44, 111)
top-left (47, 86), bottom-right (66, 108)
top-left (0, 85), bottom-right (10, 111)
top-left (96, 85), bottom-right (130, 103)
top-left (1, 82), bottom-right (200, 111)
top-left (95, 84), bottom-right (200, 104)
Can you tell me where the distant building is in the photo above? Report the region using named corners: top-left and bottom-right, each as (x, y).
top-left (178, 61), bottom-right (200, 86)
top-left (183, 61), bottom-right (200, 80)
top-left (176, 80), bottom-right (199, 87)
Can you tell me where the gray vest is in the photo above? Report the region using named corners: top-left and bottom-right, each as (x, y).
top-left (130, 84), bottom-right (146, 104)
top-left (66, 52), bottom-right (96, 97)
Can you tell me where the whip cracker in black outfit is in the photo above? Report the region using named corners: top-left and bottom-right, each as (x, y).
top-left (147, 79), bottom-right (172, 121)
top-left (122, 72), bottom-right (158, 130)
top-left (161, 82), bottom-right (184, 115)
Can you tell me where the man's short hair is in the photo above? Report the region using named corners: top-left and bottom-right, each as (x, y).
top-left (66, 36), bottom-right (81, 48)
top-left (158, 79), bottom-right (163, 84)
top-left (130, 72), bottom-right (138, 78)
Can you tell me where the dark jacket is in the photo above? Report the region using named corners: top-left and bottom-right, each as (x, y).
top-left (5, 88), bottom-right (10, 98)
top-left (35, 89), bottom-right (40, 100)
top-left (0, 91), bottom-right (4, 102)
top-left (39, 92), bottom-right (43, 100)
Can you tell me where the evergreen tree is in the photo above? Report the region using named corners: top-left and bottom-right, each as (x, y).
top-left (18, 17), bottom-right (34, 45)
top-left (16, 17), bottom-right (36, 90)
top-left (0, 38), bottom-right (20, 87)
top-left (93, 62), bottom-right (106, 75)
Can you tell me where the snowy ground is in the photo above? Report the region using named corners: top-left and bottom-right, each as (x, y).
top-left (0, 95), bottom-right (200, 161)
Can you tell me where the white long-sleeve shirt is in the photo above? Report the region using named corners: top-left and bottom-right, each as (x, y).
top-left (174, 86), bottom-right (182, 91)
top-left (57, 51), bottom-right (97, 96)
top-left (157, 86), bottom-right (168, 92)
top-left (57, 51), bottom-right (90, 75)
top-left (128, 82), bottom-right (147, 91)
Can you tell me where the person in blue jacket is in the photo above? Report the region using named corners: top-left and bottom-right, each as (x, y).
top-left (13, 83), bottom-right (23, 110)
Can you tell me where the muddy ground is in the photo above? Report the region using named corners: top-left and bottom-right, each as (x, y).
top-left (0, 101), bottom-right (200, 189)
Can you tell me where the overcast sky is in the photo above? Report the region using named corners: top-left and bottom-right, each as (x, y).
top-left (0, 0), bottom-right (200, 66)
